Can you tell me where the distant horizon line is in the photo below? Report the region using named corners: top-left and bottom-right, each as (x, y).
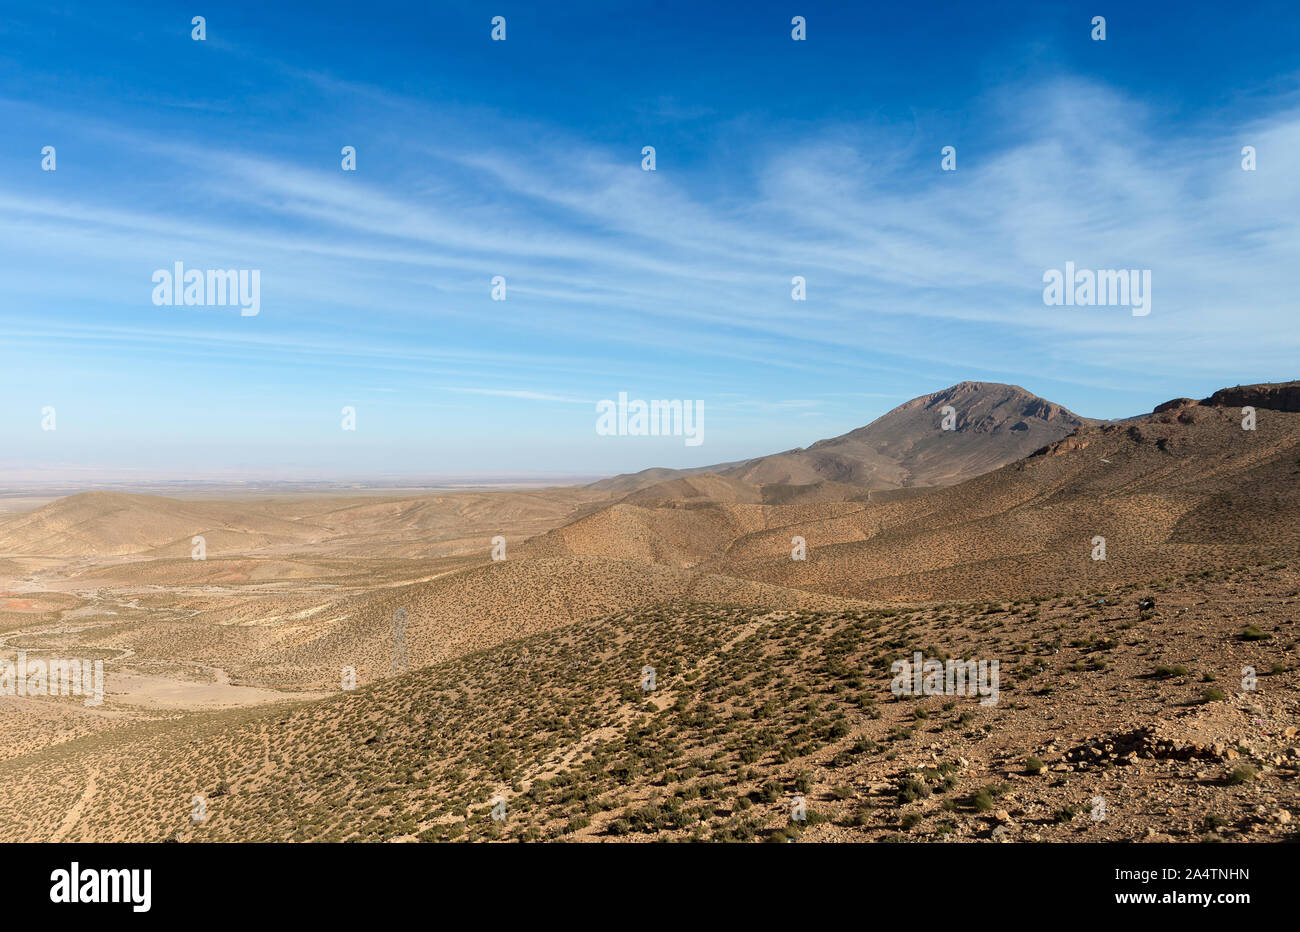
top-left (0, 474), bottom-right (607, 494)
top-left (5, 376), bottom-right (1292, 491)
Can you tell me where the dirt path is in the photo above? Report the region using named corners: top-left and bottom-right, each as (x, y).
top-left (50, 767), bottom-right (98, 842)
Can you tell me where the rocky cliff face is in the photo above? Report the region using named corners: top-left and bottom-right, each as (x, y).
top-left (1202, 381), bottom-right (1300, 412)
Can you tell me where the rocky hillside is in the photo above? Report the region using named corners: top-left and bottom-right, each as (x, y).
top-left (592, 382), bottom-right (1084, 494)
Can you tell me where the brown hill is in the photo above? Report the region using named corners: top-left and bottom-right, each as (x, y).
top-left (591, 382), bottom-right (1084, 494)
top-left (231, 556), bottom-right (867, 688)
top-left (532, 382), bottom-right (1300, 599)
top-left (705, 382), bottom-right (1300, 601)
top-left (2, 565), bottom-right (1294, 843)
top-left (723, 381), bottom-right (1085, 488)
top-left (618, 474), bottom-right (763, 506)
top-left (1203, 382), bottom-right (1300, 412)
top-left (0, 492), bottom-right (319, 557)
top-left (0, 488), bottom-right (613, 560)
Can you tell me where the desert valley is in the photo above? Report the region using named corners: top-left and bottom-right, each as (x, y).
top-left (1, 380), bottom-right (1297, 843)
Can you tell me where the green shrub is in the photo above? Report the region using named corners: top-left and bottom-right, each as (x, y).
top-left (897, 778), bottom-right (931, 803)
top-left (1227, 765), bottom-right (1257, 785)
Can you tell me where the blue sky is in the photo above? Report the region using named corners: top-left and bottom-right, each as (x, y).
top-left (2, 0), bottom-right (1298, 481)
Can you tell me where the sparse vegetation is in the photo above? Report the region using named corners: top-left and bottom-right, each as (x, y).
top-left (0, 392), bottom-right (1297, 844)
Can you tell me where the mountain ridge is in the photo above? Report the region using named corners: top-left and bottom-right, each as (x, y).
top-left (591, 381), bottom-right (1087, 494)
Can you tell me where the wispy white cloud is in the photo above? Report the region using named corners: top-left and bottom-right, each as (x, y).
top-left (2, 69), bottom-right (1298, 481)
top-left (6, 74), bottom-right (1297, 387)
top-left (444, 387), bottom-right (591, 404)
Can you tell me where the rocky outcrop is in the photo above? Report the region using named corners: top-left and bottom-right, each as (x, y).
top-left (1202, 381), bottom-right (1300, 412)
top-left (1063, 726), bottom-right (1229, 766)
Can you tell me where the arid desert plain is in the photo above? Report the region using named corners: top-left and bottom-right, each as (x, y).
top-left (1, 380), bottom-right (1297, 843)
